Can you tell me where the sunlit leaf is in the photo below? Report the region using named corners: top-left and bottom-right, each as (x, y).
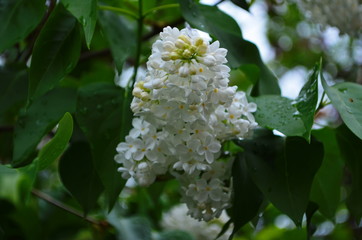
top-left (179, 0), bottom-right (280, 95)
top-left (76, 82), bottom-right (129, 211)
top-left (29, 4), bottom-right (81, 100)
top-left (12, 87), bottom-right (77, 167)
top-left (62, 0), bottom-right (98, 48)
top-left (336, 124), bottom-right (362, 221)
top-left (0, 0), bottom-right (46, 52)
top-left (59, 142), bottom-right (104, 214)
top-left (36, 112), bottom-right (73, 170)
top-left (251, 95), bottom-right (306, 137)
top-left (321, 73), bottom-right (362, 140)
top-left (295, 64), bottom-right (319, 141)
top-left (237, 131), bottom-right (324, 225)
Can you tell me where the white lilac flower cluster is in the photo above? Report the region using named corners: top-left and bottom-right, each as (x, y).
top-left (115, 26), bottom-right (257, 221)
top-left (297, 0), bottom-right (362, 36)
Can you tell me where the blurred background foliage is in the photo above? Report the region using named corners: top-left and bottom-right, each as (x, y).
top-left (0, 0), bottom-right (362, 239)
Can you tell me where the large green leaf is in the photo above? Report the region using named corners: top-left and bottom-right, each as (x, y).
top-left (178, 0), bottom-right (280, 95)
top-left (251, 95), bottom-right (306, 137)
top-left (295, 64), bottom-right (319, 141)
top-left (98, 10), bottom-right (137, 73)
top-left (12, 87), bottom-right (77, 167)
top-left (321, 73), bottom-right (362, 140)
top-left (59, 142), bottom-right (104, 214)
top-left (76, 82), bottom-right (129, 211)
top-left (61, 0), bottom-right (97, 48)
top-left (310, 128), bottom-right (343, 219)
top-left (0, 65), bottom-right (28, 125)
top-left (0, 0), bottom-right (46, 52)
top-left (336, 124), bottom-right (362, 221)
top-left (29, 4), bottom-right (81, 100)
top-left (36, 112), bottom-right (73, 170)
top-left (229, 151), bottom-right (264, 238)
top-left (237, 131), bottom-right (324, 225)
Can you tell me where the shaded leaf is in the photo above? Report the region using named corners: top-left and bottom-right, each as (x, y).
top-left (0, 0), bottom-right (46, 52)
top-left (98, 10), bottom-right (137, 73)
top-left (76, 82), bottom-right (129, 211)
top-left (59, 142), bottom-right (104, 214)
top-left (321, 73), bottom-right (362, 140)
top-left (0, 65), bottom-right (28, 125)
top-left (228, 151), bottom-right (263, 238)
top-left (295, 64), bottom-right (319, 141)
top-left (237, 130), bottom-right (324, 225)
top-left (336, 124), bottom-right (362, 221)
top-left (62, 0), bottom-right (98, 48)
top-left (29, 4), bottom-right (81, 100)
top-left (179, 0), bottom-right (280, 95)
top-left (12, 87), bottom-right (77, 167)
top-left (251, 95), bottom-right (306, 137)
top-left (231, 0), bottom-right (250, 11)
top-left (310, 128), bottom-right (343, 219)
top-left (37, 112), bottom-right (73, 170)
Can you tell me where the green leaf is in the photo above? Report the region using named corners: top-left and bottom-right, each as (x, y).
top-left (108, 214), bottom-right (152, 240)
top-left (295, 64), bottom-right (319, 141)
top-left (12, 87), bottom-right (77, 167)
top-left (229, 151), bottom-right (264, 238)
top-left (29, 4), bottom-right (81, 100)
top-left (61, 0), bottom-right (97, 48)
top-left (231, 0), bottom-right (250, 11)
top-left (310, 128), bottom-right (343, 219)
top-left (321, 73), bottom-right (362, 140)
top-left (58, 142), bottom-right (104, 214)
top-left (0, 0), bottom-right (46, 52)
top-left (76, 82), bottom-right (129, 211)
top-left (98, 10), bottom-right (137, 73)
top-left (251, 95), bottom-right (306, 137)
top-left (179, 0), bottom-right (280, 95)
top-left (237, 131), bottom-right (324, 225)
top-left (158, 230), bottom-right (194, 240)
top-left (36, 112), bottom-right (73, 170)
top-left (0, 65), bottom-right (28, 125)
top-left (336, 124), bottom-right (362, 221)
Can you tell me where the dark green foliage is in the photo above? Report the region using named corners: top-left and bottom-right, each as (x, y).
top-left (12, 87), bottom-right (77, 167)
top-left (336, 125), bottom-right (362, 221)
top-left (59, 141), bottom-right (104, 214)
top-left (76, 82), bottom-right (128, 211)
top-left (29, 4), bottom-right (81, 100)
top-left (0, 0), bottom-right (46, 52)
top-left (236, 130), bottom-right (324, 226)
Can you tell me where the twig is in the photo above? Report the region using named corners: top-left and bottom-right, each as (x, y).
top-left (31, 189), bottom-right (99, 225)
